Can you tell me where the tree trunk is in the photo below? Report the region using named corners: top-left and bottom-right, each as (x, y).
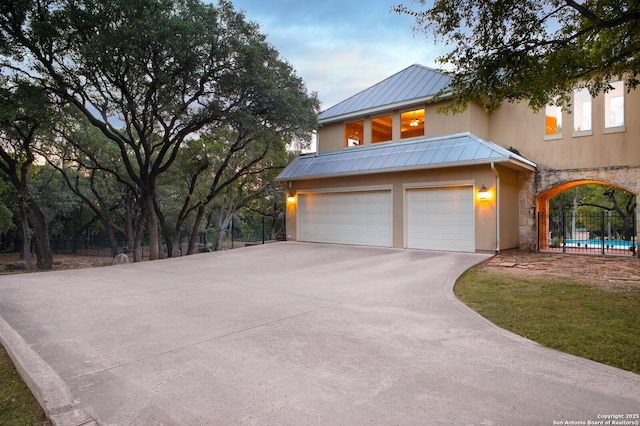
top-left (133, 214), bottom-right (144, 262)
top-left (18, 200), bottom-right (33, 270)
top-left (154, 197), bottom-right (171, 258)
top-left (29, 202), bottom-right (53, 270)
top-left (187, 205), bottom-right (206, 255)
top-left (216, 204), bottom-right (236, 251)
top-left (143, 193), bottom-right (160, 260)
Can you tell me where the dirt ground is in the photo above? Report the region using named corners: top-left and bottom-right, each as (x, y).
top-left (479, 249), bottom-right (640, 293)
top-left (1, 249), bottom-right (638, 293)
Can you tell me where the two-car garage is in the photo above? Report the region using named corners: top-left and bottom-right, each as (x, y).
top-left (277, 134), bottom-right (537, 253)
top-left (295, 186), bottom-right (475, 252)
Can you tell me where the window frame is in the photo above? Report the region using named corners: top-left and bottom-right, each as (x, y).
top-left (572, 87), bottom-right (593, 137)
top-left (604, 80), bottom-right (625, 133)
top-left (344, 120), bottom-right (364, 147)
top-left (371, 114), bottom-right (393, 144)
top-left (544, 103), bottom-right (563, 141)
top-left (400, 108), bottom-right (425, 140)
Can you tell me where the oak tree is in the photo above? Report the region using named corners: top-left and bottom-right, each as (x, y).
top-left (396, 0), bottom-right (640, 111)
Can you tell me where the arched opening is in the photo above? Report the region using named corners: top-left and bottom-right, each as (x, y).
top-left (537, 180), bottom-right (637, 256)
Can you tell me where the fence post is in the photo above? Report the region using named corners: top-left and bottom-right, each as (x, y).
top-left (262, 216), bottom-right (265, 244)
top-left (562, 213), bottom-right (566, 253)
top-left (601, 211), bottom-right (605, 255)
top-left (634, 210), bottom-right (638, 258)
top-left (537, 212), bottom-right (540, 251)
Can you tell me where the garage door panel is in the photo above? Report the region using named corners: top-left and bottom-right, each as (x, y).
top-left (298, 191), bottom-right (392, 247)
top-left (407, 187), bottom-right (474, 252)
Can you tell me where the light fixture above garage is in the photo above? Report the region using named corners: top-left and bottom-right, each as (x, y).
top-left (478, 184), bottom-right (489, 201)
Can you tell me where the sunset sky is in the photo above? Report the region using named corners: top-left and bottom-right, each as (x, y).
top-left (230, 0), bottom-right (445, 111)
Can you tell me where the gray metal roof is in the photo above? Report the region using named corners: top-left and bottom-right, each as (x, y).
top-left (276, 133), bottom-right (536, 181)
top-left (318, 64), bottom-right (451, 123)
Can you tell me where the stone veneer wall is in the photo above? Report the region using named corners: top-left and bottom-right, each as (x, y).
top-left (518, 165), bottom-right (640, 252)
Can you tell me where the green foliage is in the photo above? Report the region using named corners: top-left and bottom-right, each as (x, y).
top-left (549, 184), bottom-right (636, 239)
top-left (456, 268), bottom-right (640, 374)
top-left (0, 0), bottom-right (318, 260)
top-left (396, 0), bottom-right (640, 112)
top-left (0, 344), bottom-right (50, 425)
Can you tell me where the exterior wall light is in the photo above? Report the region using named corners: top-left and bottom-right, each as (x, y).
top-left (478, 184), bottom-right (489, 201)
top-left (287, 195), bottom-right (295, 204)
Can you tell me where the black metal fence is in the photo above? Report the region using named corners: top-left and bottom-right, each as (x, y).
top-left (49, 216), bottom-right (285, 258)
top-left (538, 211), bottom-right (637, 256)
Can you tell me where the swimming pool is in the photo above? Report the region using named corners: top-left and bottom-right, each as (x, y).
top-left (565, 239), bottom-right (634, 249)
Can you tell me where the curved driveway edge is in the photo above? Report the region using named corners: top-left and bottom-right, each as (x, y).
top-left (0, 242), bottom-right (639, 425)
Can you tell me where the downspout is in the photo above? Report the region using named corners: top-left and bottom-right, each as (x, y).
top-left (491, 162), bottom-right (500, 253)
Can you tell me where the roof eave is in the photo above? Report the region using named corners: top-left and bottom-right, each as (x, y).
top-left (318, 93), bottom-right (450, 125)
top-left (276, 156), bottom-right (535, 182)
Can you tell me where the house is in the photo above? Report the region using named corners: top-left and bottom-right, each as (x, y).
top-left (276, 64), bottom-right (640, 253)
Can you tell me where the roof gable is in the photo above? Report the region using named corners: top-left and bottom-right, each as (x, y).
top-left (276, 133), bottom-right (536, 181)
top-left (318, 64), bottom-right (451, 123)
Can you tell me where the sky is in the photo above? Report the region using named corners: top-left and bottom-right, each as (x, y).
top-left (228, 0), bottom-right (446, 112)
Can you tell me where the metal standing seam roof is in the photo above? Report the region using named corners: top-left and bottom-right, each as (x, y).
top-left (276, 133), bottom-right (537, 181)
top-left (318, 64), bottom-right (452, 123)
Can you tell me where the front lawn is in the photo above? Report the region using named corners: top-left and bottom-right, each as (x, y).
top-left (455, 268), bottom-right (640, 374)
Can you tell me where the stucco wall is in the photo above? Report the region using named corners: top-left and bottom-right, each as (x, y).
top-left (317, 99), bottom-right (492, 154)
top-left (497, 166), bottom-right (522, 250)
top-left (488, 88), bottom-right (640, 170)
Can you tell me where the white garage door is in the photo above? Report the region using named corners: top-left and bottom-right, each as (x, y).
top-left (297, 190), bottom-right (392, 247)
top-left (406, 187), bottom-right (475, 252)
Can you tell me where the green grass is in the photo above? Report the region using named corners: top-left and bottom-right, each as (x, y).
top-left (0, 344), bottom-right (50, 426)
top-left (455, 268), bottom-right (640, 374)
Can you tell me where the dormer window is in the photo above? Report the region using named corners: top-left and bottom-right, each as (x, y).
top-left (401, 109), bottom-right (425, 139)
top-left (345, 121), bottom-right (364, 147)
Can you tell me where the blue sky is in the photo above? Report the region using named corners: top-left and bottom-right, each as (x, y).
top-left (229, 0), bottom-right (445, 111)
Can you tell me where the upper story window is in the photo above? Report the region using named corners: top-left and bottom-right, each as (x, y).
top-left (605, 81), bottom-right (625, 130)
top-left (545, 104), bottom-right (562, 138)
top-left (401, 109), bottom-right (425, 139)
top-left (573, 88), bottom-right (592, 135)
top-left (345, 121), bottom-right (363, 147)
top-left (372, 115), bottom-right (393, 143)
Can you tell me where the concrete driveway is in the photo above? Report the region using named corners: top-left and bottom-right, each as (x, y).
top-left (0, 243), bottom-right (638, 426)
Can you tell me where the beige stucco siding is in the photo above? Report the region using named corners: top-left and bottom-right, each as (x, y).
top-left (489, 88), bottom-right (640, 170)
top-left (317, 122), bottom-right (344, 153)
top-left (497, 166), bottom-right (521, 250)
top-left (285, 165), bottom-right (516, 252)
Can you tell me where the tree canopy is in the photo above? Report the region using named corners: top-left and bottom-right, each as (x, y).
top-left (396, 0), bottom-right (640, 112)
top-left (0, 0), bottom-right (318, 261)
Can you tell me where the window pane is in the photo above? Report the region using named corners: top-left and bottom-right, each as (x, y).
top-left (372, 115), bottom-right (393, 143)
top-left (545, 104), bottom-right (562, 135)
top-left (345, 121), bottom-right (364, 147)
top-left (605, 81), bottom-right (624, 128)
top-left (573, 88), bottom-right (592, 132)
top-left (401, 109), bottom-right (425, 139)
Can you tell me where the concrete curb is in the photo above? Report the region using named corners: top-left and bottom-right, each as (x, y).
top-left (0, 316), bottom-right (98, 426)
top-left (441, 258), bottom-right (640, 383)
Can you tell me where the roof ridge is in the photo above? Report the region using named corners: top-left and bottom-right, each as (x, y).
top-left (318, 65), bottom-right (450, 121)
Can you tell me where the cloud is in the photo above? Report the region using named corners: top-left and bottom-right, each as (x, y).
top-left (229, 0), bottom-right (445, 109)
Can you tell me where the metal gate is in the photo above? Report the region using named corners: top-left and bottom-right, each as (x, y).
top-left (538, 211), bottom-right (637, 256)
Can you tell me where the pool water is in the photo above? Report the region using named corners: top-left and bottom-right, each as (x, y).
top-left (565, 239), bottom-right (634, 249)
